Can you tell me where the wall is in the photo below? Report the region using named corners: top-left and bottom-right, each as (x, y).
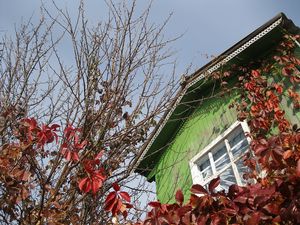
top-left (152, 45), bottom-right (300, 203)
top-left (153, 90), bottom-right (238, 203)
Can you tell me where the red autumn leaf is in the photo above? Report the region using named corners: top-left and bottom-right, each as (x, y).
top-left (60, 127), bottom-right (87, 161)
top-left (244, 82), bottom-right (254, 91)
top-left (219, 207), bottom-right (237, 216)
top-left (209, 177), bottom-right (220, 193)
top-left (104, 192), bottom-right (117, 212)
top-left (274, 109), bottom-right (285, 121)
top-left (234, 195), bottom-right (248, 204)
top-left (78, 177), bottom-right (91, 193)
top-left (270, 148), bottom-right (283, 165)
top-left (78, 161), bottom-right (106, 195)
top-left (148, 201), bottom-right (161, 208)
top-left (181, 211), bottom-right (191, 224)
top-left (104, 184), bottom-right (132, 217)
top-left (61, 143), bottom-right (80, 161)
top-left (78, 171), bottom-right (105, 194)
top-left (125, 203), bottom-right (133, 210)
top-left (263, 203), bottom-right (280, 215)
top-left (177, 205), bottom-right (192, 217)
top-left (112, 182), bottom-right (120, 191)
top-left (63, 124), bottom-right (81, 140)
top-left (119, 191), bottom-right (131, 202)
top-left (92, 175), bottom-right (104, 194)
top-left (36, 123), bottom-right (60, 147)
top-left (251, 70), bottom-right (261, 78)
top-left (190, 184), bottom-right (208, 195)
top-left (83, 159), bottom-right (101, 174)
top-left (175, 189), bottom-right (184, 205)
top-left (122, 210), bottom-right (128, 219)
top-left (274, 83), bottom-right (283, 94)
top-left (105, 193), bottom-right (129, 216)
top-left (21, 117), bottom-right (39, 142)
top-left (112, 198), bottom-right (122, 216)
top-left (253, 143), bottom-right (268, 155)
top-left (105, 192), bottom-right (117, 205)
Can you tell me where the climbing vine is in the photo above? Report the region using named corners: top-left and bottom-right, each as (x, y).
top-left (128, 34), bottom-right (300, 225)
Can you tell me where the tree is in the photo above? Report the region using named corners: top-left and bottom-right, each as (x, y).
top-left (130, 34), bottom-right (300, 224)
top-left (0, 1), bottom-right (178, 224)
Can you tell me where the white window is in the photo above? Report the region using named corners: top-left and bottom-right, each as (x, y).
top-left (189, 121), bottom-right (251, 191)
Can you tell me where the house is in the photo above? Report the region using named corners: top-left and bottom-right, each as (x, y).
top-left (134, 13), bottom-right (300, 203)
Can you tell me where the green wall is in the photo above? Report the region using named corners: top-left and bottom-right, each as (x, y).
top-left (153, 86), bottom-right (300, 203)
top-left (151, 46), bottom-right (300, 203)
top-left (153, 92), bottom-right (238, 203)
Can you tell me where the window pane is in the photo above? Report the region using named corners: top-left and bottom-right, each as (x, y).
top-left (236, 158), bottom-right (249, 184)
top-left (213, 145), bottom-right (227, 161)
top-left (197, 158), bottom-right (213, 181)
top-left (218, 167), bottom-right (236, 191)
top-left (229, 130), bottom-right (248, 158)
top-left (213, 146), bottom-right (230, 171)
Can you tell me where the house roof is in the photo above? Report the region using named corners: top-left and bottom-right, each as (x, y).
top-left (133, 13), bottom-right (299, 180)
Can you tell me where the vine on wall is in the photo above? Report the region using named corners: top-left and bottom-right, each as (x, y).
top-left (129, 35), bottom-right (300, 225)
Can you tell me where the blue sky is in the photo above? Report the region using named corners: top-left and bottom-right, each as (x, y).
top-left (1, 0), bottom-right (299, 75)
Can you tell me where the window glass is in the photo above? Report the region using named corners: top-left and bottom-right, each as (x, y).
top-left (198, 158), bottom-right (212, 181)
top-left (230, 131), bottom-right (248, 158)
top-left (236, 158), bottom-right (249, 184)
top-left (219, 167), bottom-right (236, 190)
top-left (190, 122), bottom-right (250, 190)
top-left (214, 146), bottom-right (230, 171)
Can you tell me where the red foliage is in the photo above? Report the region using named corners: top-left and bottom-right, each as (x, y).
top-left (19, 118), bottom-right (60, 147)
top-left (78, 158), bottom-right (106, 194)
top-left (60, 124), bottom-right (87, 161)
top-left (0, 117), bottom-right (133, 223)
top-left (104, 183), bottom-right (132, 218)
top-left (37, 124), bottom-right (60, 146)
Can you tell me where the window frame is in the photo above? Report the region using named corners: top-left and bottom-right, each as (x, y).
top-left (189, 121), bottom-right (251, 188)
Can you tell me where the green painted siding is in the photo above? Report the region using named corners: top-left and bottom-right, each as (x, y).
top-left (153, 92), bottom-right (238, 203)
top-left (152, 46), bottom-right (300, 204)
top-left (153, 86), bottom-right (300, 203)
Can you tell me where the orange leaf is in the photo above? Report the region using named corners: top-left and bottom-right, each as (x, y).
top-left (282, 150), bottom-right (293, 160)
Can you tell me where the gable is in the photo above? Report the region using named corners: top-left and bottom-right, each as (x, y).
top-left (134, 13), bottom-right (300, 182)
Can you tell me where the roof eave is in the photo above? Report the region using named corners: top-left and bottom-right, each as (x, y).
top-left (133, 12), bottom-right (298, 179)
